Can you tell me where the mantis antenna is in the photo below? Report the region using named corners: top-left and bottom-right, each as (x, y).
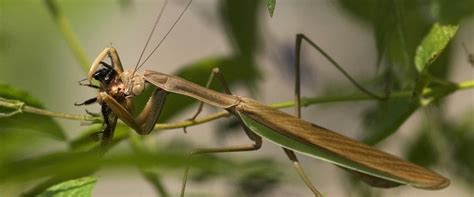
top-left (132, 0), bottom-right (168, 74)
top-left (133, 0), bottom-right (193, 74)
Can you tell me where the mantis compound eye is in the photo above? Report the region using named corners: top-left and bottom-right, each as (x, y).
top-left (131, 77), bottom-right (145, 96)
top-left (120, 71), bottom-right (145, 96)
top-left (132, 83), bottom-right (145, 96)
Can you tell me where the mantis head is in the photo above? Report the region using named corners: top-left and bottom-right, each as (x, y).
top-left (120, 70), bottom-right (145, 96)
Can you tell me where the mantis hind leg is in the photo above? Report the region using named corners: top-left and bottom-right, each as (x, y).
top-left (182, 67), bottom-right (232, 133)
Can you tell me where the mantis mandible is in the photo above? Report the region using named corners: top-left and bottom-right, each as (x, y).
top-left (76, 1), bottom-right (450, 196)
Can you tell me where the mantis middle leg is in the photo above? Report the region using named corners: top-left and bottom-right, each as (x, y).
top-left (179, 68), bottom-right (263, 196)
top-left (182, 67), bottom-right (232, 133)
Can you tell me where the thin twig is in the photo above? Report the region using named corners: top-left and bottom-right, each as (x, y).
top-left (0, 98), bottom-right (98, 121)
top-left (44, 0), bottom-right (90, 72)
top-left (1, 80), bottom-right (473, 131)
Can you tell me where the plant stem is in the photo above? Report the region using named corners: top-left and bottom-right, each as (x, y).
top-left (0, 98), bottom-right (98, 121)
top-left (128, 135), bottom-right (170, 197)
top-left (44, 0), bottom-right (90, 72)
top-left (1, 80), bottom-right (473, 131)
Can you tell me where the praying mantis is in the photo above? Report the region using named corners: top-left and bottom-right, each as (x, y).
top-left (75, 1), bottom-right (450, 196)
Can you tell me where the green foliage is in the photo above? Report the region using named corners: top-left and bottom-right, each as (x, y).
top-left (37, 177), bottom-right (97, 197)
top-left (0, 84), bottom-right (65, 140)
top-left (332, 1), bottom-right (472, 196)
top-left (336, 0), bottom-right (468, 146)
top-left (362, 99), bottom-right (420, 145)
top-left (414, 24), bottom-right (459, 73)
top-left (407, 110), bottom-right (474, 185)
top-left (447, 112), bottom-right (474, 185)
top-left (406, 124), bottom-right (441, 168)
top-left (265, 0), bottom-right (276, 17)
top-left (0, 84), bottom-right (66, 170)
top-left (413, 24), bottom-right (458, 97)
top-left (69, 124), bottom-right (130, 151)
top-left (235, 158), bottom-right (282, 196)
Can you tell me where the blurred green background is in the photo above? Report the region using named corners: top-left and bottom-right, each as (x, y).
top-left (0, 0), bottom-right (473, 196)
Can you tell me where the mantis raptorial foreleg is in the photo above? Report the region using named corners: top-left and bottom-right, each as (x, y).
top-left (87, 46), bottom-right (170, 135)
top-left (88, 47), bottom-right (124, 81)
top-left (183, 67), bottom-right (232, 133)
top-left (99, 88), bottom-right (167, 134)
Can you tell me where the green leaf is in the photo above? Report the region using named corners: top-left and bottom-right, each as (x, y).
top-left (236, 158), bottom-right (282, 196)
top-left (69, 124), bottom-right (130, 151)
top-left (412, 23), bottom-right (458, 97)
top-left (0, 145), bottom-right (233, 184)
top-left (414, 23), bottom-right (458, 73)
top-left (265, 0), bottom-right (276, 17)
top-left (337, 0), bottom-right (432, 89)
top-left (0, 83), bottom-right (65, 140)
top-left (0, 83), bottom-right (66, 163)
top-left (436, 0), bottom-right (474, 24)
top-left (37, 176), bottom-right (97, 197)
top-left (442, 110), bottom-right (474, 185)
top-left (406, 129), bottom-right (439, 167)
top-left (220, 0), bottom-right (261, 61)
top-left (362, 99), bottom-right (420, 145)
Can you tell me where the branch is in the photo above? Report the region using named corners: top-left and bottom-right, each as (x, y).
top-left (1, 80), bottom-right (473, 131)
top-left (44, 0), bottom-right (90, 72)
top-left (0, 98), bottom-right (98, 121)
